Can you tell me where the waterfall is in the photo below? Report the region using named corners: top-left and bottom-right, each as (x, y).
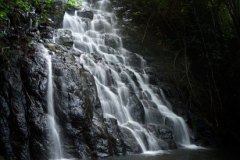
top-left (40, 45), bottom-right (63, 159)
top-left (61, 0), bottom-right (196, 153)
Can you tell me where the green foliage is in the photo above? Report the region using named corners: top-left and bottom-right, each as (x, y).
top-left (68, 0), bottom-right (77, 7)
top-left (0, 0), bottom-right (81, 22)
top-left (16, 0), bottom-right (31, 11)
top-left (0, 11), bottom-right (7, 21)
top-left (0, 0), bottom-right (31, 21)
top-left (66, 0), bottom-right (82, 9)
top-left (129, 0), bottom-right (239, 47)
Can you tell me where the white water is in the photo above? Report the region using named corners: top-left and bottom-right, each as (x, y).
top-left (40, 45), bottom-right (63, 159)
top-left (61, 0), bottom-right (196, 152)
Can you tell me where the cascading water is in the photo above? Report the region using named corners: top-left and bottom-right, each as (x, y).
top-left (62, 0), bottom-right (196, 153)
top-left (40, 45), bottom-right (63, 159)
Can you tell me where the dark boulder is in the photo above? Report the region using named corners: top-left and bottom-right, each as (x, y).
top-left (104, 34), bottom-right (122, 49)
top-left (55, 29), bottom-right (74, 48)
top-left (77, 11), bottom-right (94, 20)
top-left (119, 126), bottom-right (142, 153)
top-left (127, 94), bottom-right (145, 123)
top-left (105, 117), bottom-right (126, 155)
top-left (146, 124), bottom-right (176, 149)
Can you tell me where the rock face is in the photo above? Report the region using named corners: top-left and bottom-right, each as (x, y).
top-left (0, 51), bottom-right (31, 160)
top-left (55, 29), bottom-right (74, 48)
top-left (0, 43), bottom-right (95, 159)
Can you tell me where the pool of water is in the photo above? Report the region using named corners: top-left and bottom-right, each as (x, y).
top-left (107, 149), bottom-right (234, 160)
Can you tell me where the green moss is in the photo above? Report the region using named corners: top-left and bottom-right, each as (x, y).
top-left (0, 0), bottom-right (32, 21)
top-left (47, 44), bottom-right (56, 51)
top-left (67, 0), bottom-right (82, 8)
top-left (0, 0), bottom-right (82, 22)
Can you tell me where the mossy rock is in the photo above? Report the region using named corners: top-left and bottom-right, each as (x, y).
top-left (46, 43), bottom-right (57, 51)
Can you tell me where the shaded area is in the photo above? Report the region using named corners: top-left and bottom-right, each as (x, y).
top-left (111, 0), bottom-right (240, 149)
top-left (108, 149), bottom-right (234, 160)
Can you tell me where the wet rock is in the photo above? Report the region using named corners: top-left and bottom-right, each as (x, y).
top-left (93, 20), bottom-right (112, 33)
top-left (74, 42), bottom-right (90, 53)
top-left (145, 67), bottom-right (160, 86)
top-left (146, 124), bottom-right (176, 149)
top-left (158, 128), bottom-right (173, 140)
top-left (0, 116), bottom-right (14, 159)
top-left (127, 94), bottom-right (145, 123)
top-left (125, 53), bottom-right (144, 71)
top-left (69, 49), bottom-right (82, 57)
top-left (0, 51), bottom-right (35, 160)
top-left (55, 29), bottom-right (73, 48)
top-left (105, 118), bottom-right (126, 155)
top-left (40, 26), bottom-right (54, 39)
top-left (119, 127), bottom-right (142, 153)
top-left (104, 34), bottom-right (121, 49)
top-left (20, 53), bottom-right (51, 159)
top-left (77, 11), bottom-right (94, 20)
top-left (99, 45), bottom-right (118, 55)
top-left (91, 119), bottom-right (110, 158)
